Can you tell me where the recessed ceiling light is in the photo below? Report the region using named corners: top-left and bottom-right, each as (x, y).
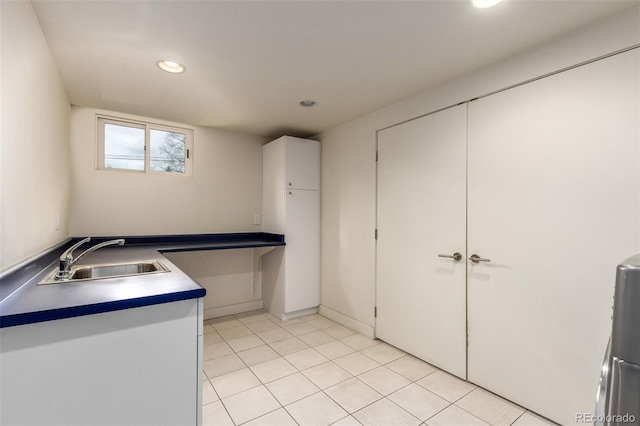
top-left (157, 60), bottom-right (186, 74)
top-left (299, 100), bottom-right (317, 107)
top-left (473, 0), bottom-right (503, 8)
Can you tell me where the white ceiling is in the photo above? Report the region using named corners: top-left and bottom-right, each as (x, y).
top-left (31, 0), bottom-right (638, 138)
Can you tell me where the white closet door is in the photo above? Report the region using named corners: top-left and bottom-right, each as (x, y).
top-left (467, 50), bottom-right (640, 425)
top-left (376, 104), bottom-right (467, 378)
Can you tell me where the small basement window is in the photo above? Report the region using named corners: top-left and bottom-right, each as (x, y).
top-left (97, 116), bottom-right (192, 175)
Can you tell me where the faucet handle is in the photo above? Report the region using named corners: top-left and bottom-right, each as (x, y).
top-left (62, 237), bottom-right (91, 261)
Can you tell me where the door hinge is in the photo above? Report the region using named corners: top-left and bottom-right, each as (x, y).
top-left (186, 149), bottom-right (190, 159)
top-left (375, 229), bottom-right (378, 240)
top-left (376, 151), bottom-right (379, 162)
top-left (374, 307), bottom-right (377, 318)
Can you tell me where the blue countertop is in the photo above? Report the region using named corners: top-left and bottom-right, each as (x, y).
top-left (0, 233), bottom-right (285, 328)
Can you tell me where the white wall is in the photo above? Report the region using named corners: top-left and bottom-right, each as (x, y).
top-left (69, 107), bottom-right (267, 236)
top-left (317, 7), bottom-right (640, 333)
top-left (0, 0), bottom-right (71, 271)
top-left (164, 249), bottom-right (263, 320)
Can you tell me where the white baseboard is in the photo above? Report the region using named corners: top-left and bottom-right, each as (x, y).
top-left (204, 300), bottom-right (263, 320)
top-left (318, 305), bottom-right (375, 339)
top-left (279, 307), bottom-right (318, 321)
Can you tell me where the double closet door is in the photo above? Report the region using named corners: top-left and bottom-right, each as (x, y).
top-left (376, 49), bottom-right (639, 425)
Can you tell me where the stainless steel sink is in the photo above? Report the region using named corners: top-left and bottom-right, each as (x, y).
top-left (38, 260), bottom-right (170, 285)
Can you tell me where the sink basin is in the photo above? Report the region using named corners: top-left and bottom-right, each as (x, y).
top-left (38, 260), bottom-right (170, 285)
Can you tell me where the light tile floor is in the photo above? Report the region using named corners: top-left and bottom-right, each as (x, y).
top-left (202, 311), bottom-right (557, 426)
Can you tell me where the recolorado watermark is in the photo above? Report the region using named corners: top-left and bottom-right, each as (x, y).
top-left (576, 413), bottom-right (636, 424)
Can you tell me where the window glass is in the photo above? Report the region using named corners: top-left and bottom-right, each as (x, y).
top-left (104, 123), bottom-right (145, 171)
top-left (150, 129), bottom-right (186, 173)
top-left (97, 116), bottom-right (192, 175)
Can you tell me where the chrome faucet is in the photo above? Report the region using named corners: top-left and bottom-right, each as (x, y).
top-left (56, 237), bottom-right (125, 280)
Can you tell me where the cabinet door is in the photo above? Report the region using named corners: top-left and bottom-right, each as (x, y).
top-left (285, 189), bottom-right (320, 312)
top-left (376, 104), bottom-right (468, 378)
top-left (285, 137), bottom-right (320, 190)
top-left (467, 50), bottom-right (639, 425)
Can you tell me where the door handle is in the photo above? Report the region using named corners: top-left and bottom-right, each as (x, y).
top-left (438, 252), bottom-right (462, 262)
top-left (469, 254), bottom-right (490, 264)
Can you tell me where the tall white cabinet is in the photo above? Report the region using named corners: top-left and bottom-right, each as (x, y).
top-left (262, 136), bottom-right (320, 320)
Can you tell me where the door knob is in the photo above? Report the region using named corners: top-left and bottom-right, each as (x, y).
top-left (438, 252), bottom-right (462, 262)
top-left (469, 254), bottom-right (490, 264)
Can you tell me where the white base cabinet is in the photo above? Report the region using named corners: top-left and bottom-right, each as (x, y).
top-left (0, 299), bottom-right (203, 426)
top-left (262, 136), bottom-right (320, 319)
